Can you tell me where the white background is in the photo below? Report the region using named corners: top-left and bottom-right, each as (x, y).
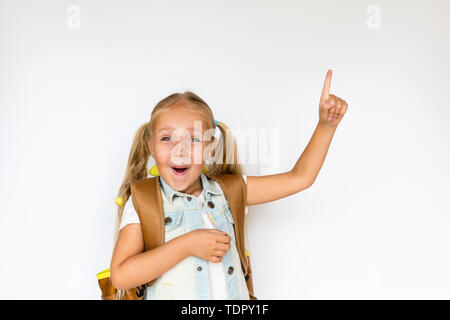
top-left (1, 0), bottom-right (450, 299)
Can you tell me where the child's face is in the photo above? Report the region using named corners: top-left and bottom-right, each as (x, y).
top-left (148, 104), bottom-right (216, 194)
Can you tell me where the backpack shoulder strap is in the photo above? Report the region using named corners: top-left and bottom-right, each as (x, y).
top-left (130, 176), bottom-right (165, 287)
top-left (130, 174), bottom-right (257, 299)
top-left (212, 173), bottom-right (257, 300)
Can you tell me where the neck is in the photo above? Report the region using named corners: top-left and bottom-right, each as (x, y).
top-left (181, 177), bottom-right (203, 197)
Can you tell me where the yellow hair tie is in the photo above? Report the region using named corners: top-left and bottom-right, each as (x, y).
top-left (149, 165), bottom-right (160, 176)
top-left (115, 196), bottom-right (124, 207)
top-left (96, 268), bottom-right (110, 280)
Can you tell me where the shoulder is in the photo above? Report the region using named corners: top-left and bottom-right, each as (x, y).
top-left (123, 196), bottom-right (135, 211)
top-left (208, 174), bottom-right (248, 209)
top-left (119, 197), bottom-right (141, 231)
top-left (208, 174), bottom-right (247, 193)
top-left (129, 177), bottom-right (161, 204)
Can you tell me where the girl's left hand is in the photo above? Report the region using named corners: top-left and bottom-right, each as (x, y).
top-left (318, 69), bottom-right (348, 128)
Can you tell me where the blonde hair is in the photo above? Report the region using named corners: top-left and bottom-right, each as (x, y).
top-left (112, 91), bottom-right (243, 299)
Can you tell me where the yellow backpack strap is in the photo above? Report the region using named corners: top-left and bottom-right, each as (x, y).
top-left (130, 176), bottom-right (165, 287)
top-left (213, 174), bottom-right (257, 300)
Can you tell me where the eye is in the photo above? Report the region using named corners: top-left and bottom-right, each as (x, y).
top-left (192, 137), bottom-right (201, 143)
top-left (161, 136), bottom-right (170, 141)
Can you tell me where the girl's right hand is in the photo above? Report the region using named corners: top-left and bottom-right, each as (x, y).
top-left (183, 229), bottom-right (232, 263)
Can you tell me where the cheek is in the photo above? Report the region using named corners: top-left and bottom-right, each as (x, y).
top-left (191, 144), bottom-right (206, 163)
top-left (191, 164), bottom-right (204, 175)
top-left (153, 145), bottom-right (172, 164)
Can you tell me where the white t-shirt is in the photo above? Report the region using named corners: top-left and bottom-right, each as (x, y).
top-left (119, 175), bottom-right (248, 299)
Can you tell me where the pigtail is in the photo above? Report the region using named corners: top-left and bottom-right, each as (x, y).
top-left (206, 121), bottom-right (244, 177)
top-left (111, 122), bottom-right (150, 299)
top-left (112, 122), bottom-right (150, 246)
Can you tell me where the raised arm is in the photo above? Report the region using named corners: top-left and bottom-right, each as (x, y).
top-left (246, 70), bottom-right (348, 206)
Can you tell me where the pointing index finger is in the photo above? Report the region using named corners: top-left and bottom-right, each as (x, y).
top-left (321, 69), bottom-right (332, 102)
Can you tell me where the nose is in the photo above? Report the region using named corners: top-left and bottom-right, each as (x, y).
top-left (172, 136), bottom-right (191, 165)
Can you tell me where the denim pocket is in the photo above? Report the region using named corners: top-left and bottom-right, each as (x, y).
top-left (223, 207), bottom-right (235, 225)
top-left (222, 207), bottom-right (236, 238)
top-left (164, 211), bottom-right (184, 233)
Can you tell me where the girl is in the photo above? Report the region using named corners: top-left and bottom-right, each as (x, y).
top-left (110, 69), bottom-right (348, 300)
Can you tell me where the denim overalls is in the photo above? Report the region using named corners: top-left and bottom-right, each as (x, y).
top-left (144, 172), bottom-right (250, 300)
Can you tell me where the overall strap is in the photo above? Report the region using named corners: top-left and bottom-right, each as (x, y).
top-left (213, 174), bottom-right (257, 300)
top-left (130, 176), bottom-right (165, 287)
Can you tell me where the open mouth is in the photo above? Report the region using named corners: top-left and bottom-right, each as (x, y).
top-left (171, 166), bottom-right (189, 176)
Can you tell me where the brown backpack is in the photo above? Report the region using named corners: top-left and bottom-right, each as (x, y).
top-left (97, 173), bottom-right (256, 300)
